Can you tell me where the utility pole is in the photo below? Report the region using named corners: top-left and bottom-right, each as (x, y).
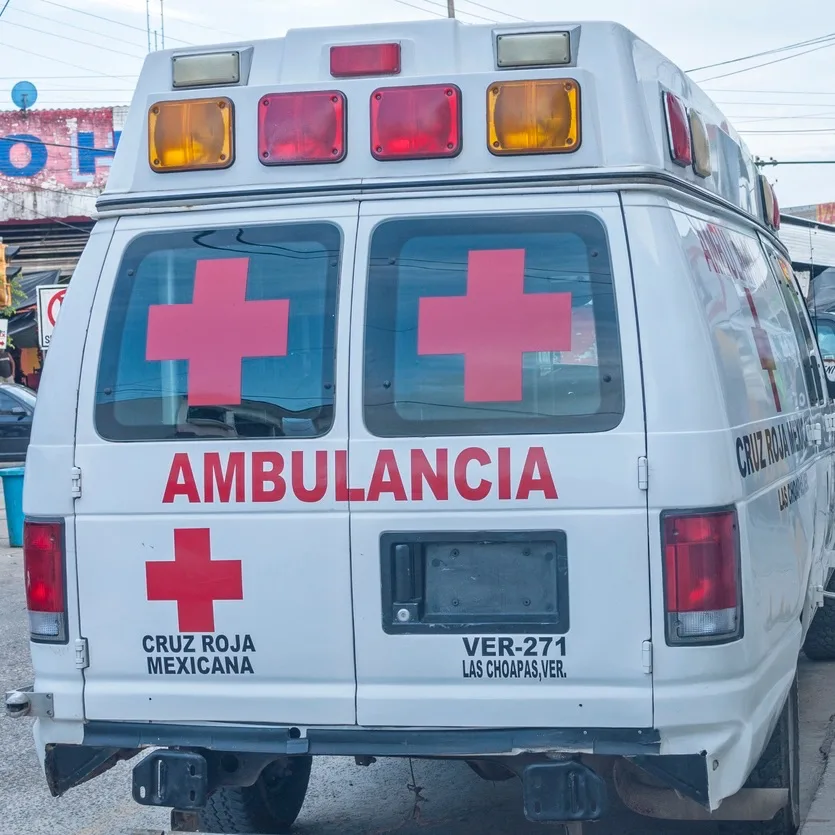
top-left (447, 0), bottom-right (455, 17)
top-left (146, 0), bottom-right (151, 52)
top-left (160, 0), bottom-right (165, 49)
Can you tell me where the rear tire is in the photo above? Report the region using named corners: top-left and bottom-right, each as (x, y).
top-left (803, 573), bottom-right (835, 660)
top-left (719, 677), bottom-right (800, 835)
top-left (197, 756), bottom-right (312, 834)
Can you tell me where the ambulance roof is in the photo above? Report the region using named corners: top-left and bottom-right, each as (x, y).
top-left (100, 18), bottom-right (772, 229)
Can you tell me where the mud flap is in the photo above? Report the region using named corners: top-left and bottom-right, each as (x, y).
top-left (45, 744), bottom-right (138, 797)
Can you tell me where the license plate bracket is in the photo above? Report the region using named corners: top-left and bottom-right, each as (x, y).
top-left (380, 531), bottom-right (568, 634)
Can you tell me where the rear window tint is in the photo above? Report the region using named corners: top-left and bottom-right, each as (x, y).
top-left (363, 213), bottom-right (623, 437)
top-left (96, 223), bottom-right (340, 442)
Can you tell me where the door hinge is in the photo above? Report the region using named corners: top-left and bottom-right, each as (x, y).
top-left (71, 466), bottom-right (82, 498)
top-left (74, 638), bottom-right (89, 670)
top-left (638, 457), bottom-right (648, 491)
top-left (642, 640), bottom-right (653, 674)
top-left (810, 422), bottom-right (823, 446)
top-left (825, 413), bottom-right (835, 433)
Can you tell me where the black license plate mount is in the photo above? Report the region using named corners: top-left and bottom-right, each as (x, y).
top-left (380, 531), bottom-right (568, 634)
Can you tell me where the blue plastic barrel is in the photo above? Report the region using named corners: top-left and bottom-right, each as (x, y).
top-left (0, 466), bottom-right (25, 548)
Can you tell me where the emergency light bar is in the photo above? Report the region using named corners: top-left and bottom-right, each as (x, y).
top-left (133, 22), bottom-right (779, 237)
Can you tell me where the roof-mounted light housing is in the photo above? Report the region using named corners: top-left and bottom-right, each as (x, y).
top-left (496, 31), bottom-right (571, 68)
top-left (172, 51), bottom-right (241, 89)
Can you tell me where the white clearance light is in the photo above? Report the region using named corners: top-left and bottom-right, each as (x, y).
top-left (496, 32), bottom-right (571, 69)
top-left (172, 51), bottom-right (241, 89)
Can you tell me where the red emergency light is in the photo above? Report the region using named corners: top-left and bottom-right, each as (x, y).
top-left (371, 84), bottom-right (462, 161)
top-left (330, 43), bottom-right (401, 78)
top-left (664, 91), bottom-right (692, 168)
top-left (258, 91), bottom-right (346, 165)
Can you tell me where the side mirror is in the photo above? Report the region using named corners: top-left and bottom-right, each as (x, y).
top-left (11, 406), bottom-right (26, 418)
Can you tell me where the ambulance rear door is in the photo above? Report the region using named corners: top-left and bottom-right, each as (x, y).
top-left (348, 192), bottom-right (652, 728)
top-left (73, 202), bottom-right (359, 725)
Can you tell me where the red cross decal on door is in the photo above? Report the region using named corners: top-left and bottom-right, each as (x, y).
top-left (744, 288), bottom-right (782, 412)
top-left (146, 258), bottom-right (290, 406)
top-left (417, 249), bottom-right (573, 402)
top-left (146, 528), bottom-right (243, 633)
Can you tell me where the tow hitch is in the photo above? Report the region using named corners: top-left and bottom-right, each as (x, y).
top-left (522, 760), bottom-right (608, 823)
top-left (4, 685), bottom-right (53, 719)
top-left (133, 751), bottom-right (209, 811)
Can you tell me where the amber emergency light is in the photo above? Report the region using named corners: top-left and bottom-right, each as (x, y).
top-left (148, 97), bottom-right (234, 173)
top-left (487, 79), bottom-right (580, 155)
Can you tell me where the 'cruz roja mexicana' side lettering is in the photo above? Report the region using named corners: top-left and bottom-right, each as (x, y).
top-left (736, 417), bottom-right (809, 479)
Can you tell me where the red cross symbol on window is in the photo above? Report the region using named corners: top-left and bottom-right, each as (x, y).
top-left (145, 528), bottom-right (243, 633)
top-left (417, 249), bottom-right (573, 402)
top-left (745, 288), bottom-right (782, 412)
top-left (146, 258), bottom-right (290, 406)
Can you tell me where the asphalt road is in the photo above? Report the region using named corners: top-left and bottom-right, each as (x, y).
top-left (3, 541), bottom-right (835, 835)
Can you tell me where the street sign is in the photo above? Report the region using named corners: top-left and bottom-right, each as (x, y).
top-left (0, 318), bottom-right (9, 350)
top-left (37, 285), bottom-right (66, 349)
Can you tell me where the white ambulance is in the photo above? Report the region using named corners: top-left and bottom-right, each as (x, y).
top-left (7, 17), bottom-right (835, 835)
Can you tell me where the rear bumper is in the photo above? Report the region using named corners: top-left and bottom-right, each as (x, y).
top-left (82, 720), bottom-right (660, 757)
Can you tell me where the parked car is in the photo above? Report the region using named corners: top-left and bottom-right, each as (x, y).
top-left (812, 311), bottom-right (835, 391)
top-left (0, 383), bottom-right (36, 462)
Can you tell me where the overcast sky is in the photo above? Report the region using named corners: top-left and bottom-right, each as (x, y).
top-left (0, 0), bottom-right (833, 207)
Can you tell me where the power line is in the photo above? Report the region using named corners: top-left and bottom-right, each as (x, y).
top-left (0, 134), bottom-right (119, 155)
top-left (419, 0), bottom-right (496, 22)
top-left (31, 0), bottom-right (193, 46)
top-left (9, 7), bottom-right (149, 52)
top-left (688, 32), bottom-right (835, 73)
top-left (757, 159), bottom-right (835, 166)
top-left (1, 19), bottom-right (147, 59)
top-left (734, 112), bottom-right (835, 123)
top-left (697, 39), bottom-right (835, 83)
top-left (0, 75), bottom-right (137, 79)
top-left (0, 42), bottom-right (113, 76)
top-left (707, 88), bottom-right (835, 96)
top-left (739, 127), bottom-right (835, 134)
top-left (390, 0), bottom-right (447, 18)
top-left (456, 0), bottom-right (526, 21)
top-left (718, 101), bottom-right (835, 107)
top-left (0, 194), bottom-right (95, 233)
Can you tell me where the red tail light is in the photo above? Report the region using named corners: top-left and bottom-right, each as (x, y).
top-left (330, 43), bottom-right (401, 78)
top-left (24, 520), bottom-right (67, 642)
top-left (663, 91), bottom-right (692, 168)
top-left (371, 84), bottom-right (462, 161)
top-left (662, 509), bottom-right (741, 644)
top-left (258, 91), bottom-right (346, 165)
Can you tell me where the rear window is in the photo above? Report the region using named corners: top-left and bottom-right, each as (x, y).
top-left (363, 213), bottom-right (623, 437)
top-left (96, 223), bottom-right (341, 442)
